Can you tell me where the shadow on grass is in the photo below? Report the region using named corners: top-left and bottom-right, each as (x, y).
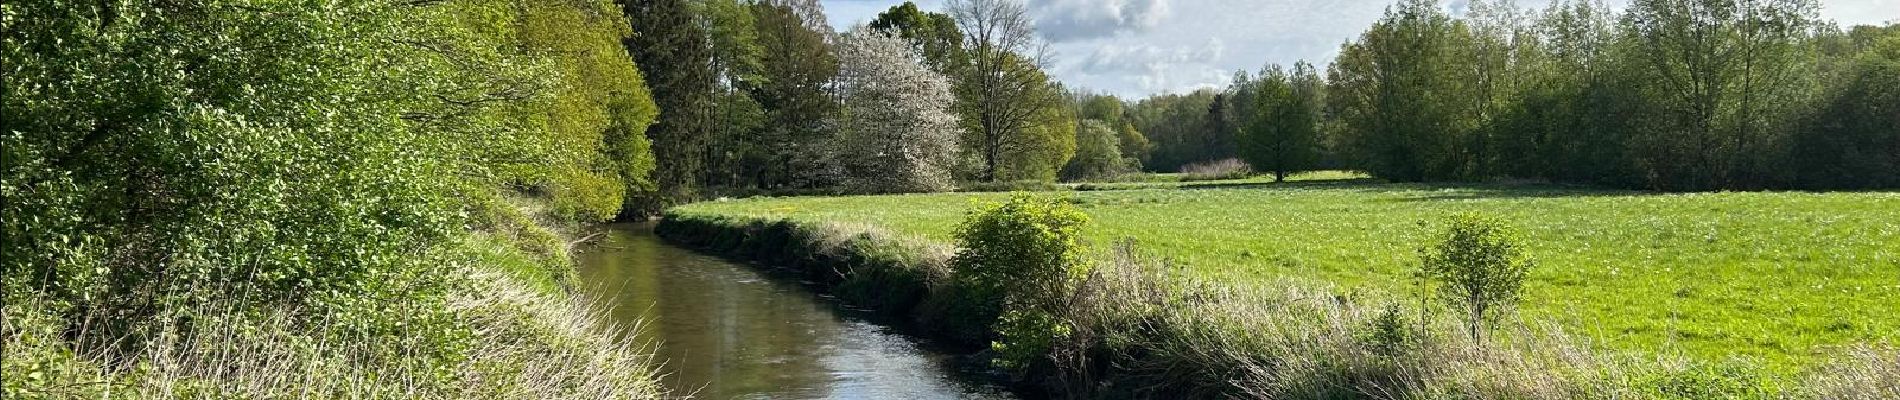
top-left (1178, 177), bottom-right (1388, 190)
top-left (1178, 178), bottom-right (1662, 202)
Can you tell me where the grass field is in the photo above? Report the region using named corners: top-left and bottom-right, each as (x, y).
top-left (672, 175), bottom-right (1899, 371)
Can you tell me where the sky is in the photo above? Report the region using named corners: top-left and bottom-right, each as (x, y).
top-left (820, 0), bottom-right (1899, 98)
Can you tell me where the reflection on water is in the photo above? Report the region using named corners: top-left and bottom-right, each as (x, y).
top-left (575, 223), bottom-right (1015, 400)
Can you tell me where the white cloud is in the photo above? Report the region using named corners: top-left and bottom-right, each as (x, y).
top-left (1032, 0), bottom-right (1172, 42)
top-left (1062, 38), bottom-right (1227, 94)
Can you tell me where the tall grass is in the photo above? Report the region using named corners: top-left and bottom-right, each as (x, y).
top-left (1178, 158), bottom-right (1253, 181)
top-left (1, 264), bottom-right (661, 399)
top-left (3, 196), bottom-right (665, 399)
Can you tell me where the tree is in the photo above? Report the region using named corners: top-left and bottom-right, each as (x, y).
top-left (1240, 62), bottom-right (1325, 182)
top-left (1790, 30), bottom-right (1900, 189)
top-left (870, 1), bottom-right (968, 75)
top-left (1128, 90), bottom-right (1219, 171)
top-left (1421, 213), bottom-right (1535, 342)
top-left (625, 0), bottom-right (718, 208)
top-left (1061, 119), bottom-right (1127, 181)
top-left (1114, 120), bottom-right (1151, 169)
top-left (517, 0), bottom-right (660, 222)
top-left (1202, 94), bottom-right (1235, 163)
top-left (996, 85), bottom-right (1079, 182)
top-left (746, 1), bottom-right (840, 189)
top-left (947, 0), bottom-right (1072, 182)
top-left (693, 0), bottom-right (768, 191)
top-left (1328, 0), bottom-right (1472, 182)
top-left (1075, 93), bottom-right (1150, 168)
top-left (1491, 0), bottom-right (1638, 184)
top-left (1457, 0), bottom-right (1539, 176)
top-left (831, 26), bottom-right (963, 193)
top-left (1623, 0), bottom-right (1820, 190)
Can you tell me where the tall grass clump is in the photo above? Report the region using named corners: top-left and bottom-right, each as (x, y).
top-left (1179, 158), bottom-right (1253, 181)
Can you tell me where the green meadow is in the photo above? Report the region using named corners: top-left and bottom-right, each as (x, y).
top-left (674, 177), bottom-right (1900, 370)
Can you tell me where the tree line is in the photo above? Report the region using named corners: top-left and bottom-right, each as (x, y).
top-left (1128, 0), bottom-right (1899, 190)
top-left (630, 0), bottom-right (1165, 201)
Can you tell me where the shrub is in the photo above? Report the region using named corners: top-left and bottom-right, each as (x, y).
top-left (949, 195), bottom-right (1093, 370)
top-left (1420, 212), bottom-right (1534, 341)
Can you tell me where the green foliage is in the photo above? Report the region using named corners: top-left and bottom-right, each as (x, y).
top-left (1139, 0), bottom-right (1888, 191)
top-left (869, 1), bottom-right (966, 74)
top-left (1621, 0), bottom-right (1823, 190)
top-left (991, 307), bottom-right (1073, 371)
top-left (625, 0), bottom-right (718, 207)
top-left (1128, 90), bottom-right (1222, 172)
top-left (1358, 303), bottom-right (1420, 357)
top-left (740, 1), bottom-right (839, 190)
top-left (1328, 0), bottom-right (1476, 182)
top-left (1421, 213), bottom-right (1534, 341)
top-left (514, 0), bottom-right (659, 221)
top-left (1062, 119), bottom-right (1130, 181)
top-left (949, 196), bottom-right (1093, 369)
top-left (1239, 62), bottom-right (1325, 182)
top-left (3, 0), bottom-right (660, 396)
top-left (949, 0), bottom-right (1074, 184)
top-left (994, 96), bottom-right (1079, 182)
top-left (4, 0), bottom-right (467, 321)
top-left (1790, 31), bottom-right (1900, 189)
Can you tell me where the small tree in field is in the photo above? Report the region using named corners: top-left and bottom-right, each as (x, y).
top-left (1421, 213), bottom-right (1534, 342)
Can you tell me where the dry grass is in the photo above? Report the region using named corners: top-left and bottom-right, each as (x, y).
top-left (1804, 345), bottom-right (1900, 399)
top-left (1033, 240), bottom-right (1888, 399)
top-left (1, 265), bottom-right (664, 400)
top-left (1178, 158), bottom-right (1253, 181)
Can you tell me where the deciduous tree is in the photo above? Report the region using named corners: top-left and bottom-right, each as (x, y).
top-left (947, 0), bottom-right (1073, 182)
top-left (831, 27), bottom-right (963, 193)
top-left (625, 0), bottom-right (718, 208)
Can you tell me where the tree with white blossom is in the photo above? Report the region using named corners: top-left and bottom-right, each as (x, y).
top-left (831, 25), bottom-right (964, 193)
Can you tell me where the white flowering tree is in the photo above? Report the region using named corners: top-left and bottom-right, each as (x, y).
top-left (831, 25), bottom-right (962, 193)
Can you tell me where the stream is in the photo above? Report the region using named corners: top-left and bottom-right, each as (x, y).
top-left (575, 223), bottom-right (1017, 399)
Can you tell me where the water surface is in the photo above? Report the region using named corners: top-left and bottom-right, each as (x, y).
top-left (575, 223), bottom-right (1015, 399)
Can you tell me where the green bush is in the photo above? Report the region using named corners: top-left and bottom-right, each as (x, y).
top-left (2, 0), bottom-right (660, 396)
top-left (948, 195), bottom-right (1093, 369)
top-left (1420, 212), bottom-right (1534, 341)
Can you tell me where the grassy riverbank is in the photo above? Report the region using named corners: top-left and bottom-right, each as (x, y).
top-left (3, 199), bottom-right (664, 399)
top-left (662, 177), bottom-right (1897, 397)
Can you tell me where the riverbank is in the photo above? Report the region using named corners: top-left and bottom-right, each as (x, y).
top-left (575, 223), bottom-right (1015, 398)
top-left (658, 187), bottom-right (1897, 399)
top-left (3, 199), bottom-right (665, 399)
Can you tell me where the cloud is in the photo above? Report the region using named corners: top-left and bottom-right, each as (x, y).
top-left (1067, 38), bottom-right (1226, 93)
top-left (1031, 0), bottom-right (1172, 42)
top-left (1078, 39), bottom-right (1222, 74)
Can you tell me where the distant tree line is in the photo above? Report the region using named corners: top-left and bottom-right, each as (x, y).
top-left (1126, 0), bottom-right (1899, 190)
top-left (627, 0), bottom-right (1092, 201)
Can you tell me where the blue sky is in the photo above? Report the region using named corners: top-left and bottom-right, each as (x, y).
top-left (820, 0), bottom-right (1899, 98)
